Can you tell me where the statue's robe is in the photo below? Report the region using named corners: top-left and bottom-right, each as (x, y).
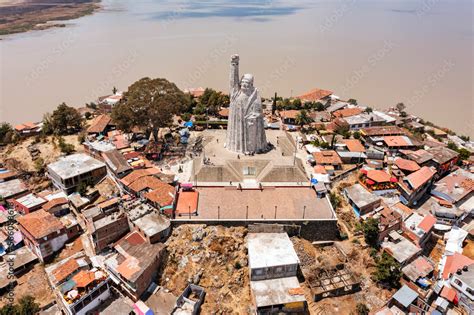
top-left (227, 87), bottom-right (267, 153)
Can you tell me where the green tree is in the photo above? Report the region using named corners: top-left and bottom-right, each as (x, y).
top-left (112, 86), bottom-right (118, 94)
top-left (112, 77), bottom-right (188, 135)
top-left (362, 217), bottom-right (379, 248)
top-left (364, 107), bottom-right (373, 113)
top-left (17, 295), bottom-right (40, 315)
top-left (34, 157), bottom-right (45, 173)
top-left (0, 122), bottom-right (14, 144)
top-left (447, 141), bottom-right (458, 151)
top-left (292, 98), bottom-right (302, 109)
top-left (314, 102), bottom-right (325, 111)
top-left (58, 137), bottom-right (75, 155)
top-left (199, 88), bottom-right (229, 116)
top-left (329, 192), bottom-right (341, 209)
top-left (295, 110), bottom-right (312, 127)
top-left (0, 304), bottom-right (18, 315)
top-left (272, 92), bottom-right (277, 114)
top-left (396, 102), bottom-right (406, 112)
top-left (373, 252), bottom-right (401, 288)
top-left (353, 131), bottom-right (361, 139)
top-left (348, 99), bottom-right (358, 105)
top-left (45, 103), bottom-right (83, 135)
top-left (356, 303), bottom-right (369, 315)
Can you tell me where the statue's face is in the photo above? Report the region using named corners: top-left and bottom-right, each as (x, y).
top-left (241, 78), bottom-right (253, 93)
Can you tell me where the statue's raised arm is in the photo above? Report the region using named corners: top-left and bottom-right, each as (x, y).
top-left (230, 54), bottom-right (240, 96)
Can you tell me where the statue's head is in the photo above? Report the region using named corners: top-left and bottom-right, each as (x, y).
top-left (241, 74), bottom-right (254, 94)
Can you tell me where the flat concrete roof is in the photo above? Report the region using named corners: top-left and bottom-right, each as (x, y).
top-left (0, 179), bottom-right (27, 199)
top-left (248, 233), bottom-right (299, 269)
top-left (345, 184), bottom-right (381, 209)
top-left (47, 153), bottom-right (105, 180)
top-left (250, 276), bottom-right (306, 308)
top-left (174, 186), bottom-right (336, 221)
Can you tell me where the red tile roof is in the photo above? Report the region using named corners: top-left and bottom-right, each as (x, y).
top-left (313, 150), bottom-right (343, 165)
top-left (296, 88), bottom-right (333, 102)
top-left (405, 166), bottom-right (436, 190)
top-left (384, 136), bottom-right (411, 147)
top-left (87, 114), bottom-right (112, 134)
top-left (121, 169), bottom-right (157, 187)
top-left (176, 191), bottom-right (199, 215)
top-left (343, 139), bottom-right (365, 152)
top-left (72, 270), bottom-right (95, 288)
top-left (333, 108), bottom-right (363, 118)
top-left (394, 158), bottom-right (420, 172)
top-left (441, 286), bottom-right (457, 302)
top-left (52, 259), bottom-right (80, 284)
top-left (129, 176), bottom-right (167, 194)
top-left (42, 197), bottom-right (68, 212)
top-left (17, 210), bottom-right (64, 239)
top-left (279, 110), bottom-right (300, 120)
top-left (218, 108), bottom-right (229, 117)
top-left (443, 253), bottom-right (474, 279)
top-left (366, 170), bottom-right (391, 183)
top-left (144, 184), bottom-right (175, 207)
top-left (417, 214), bottom-right (436, 233)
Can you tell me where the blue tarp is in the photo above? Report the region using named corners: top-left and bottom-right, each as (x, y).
top-left (184, 121), bottom-right (193, 128)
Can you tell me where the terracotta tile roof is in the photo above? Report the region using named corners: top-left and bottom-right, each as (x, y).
top-left (313, 165), bottom-right (327, 174)
top-left (394, 158), bottom-right (420, 172)
top-left (404, 166), bottom-right (436, 190)
top-left (391, 202), bottom-right (414, 219)
top-left (360, 126), bottom-right (407, 137)
top-left (121, 169), bottom-right (157, 187)
top-left (417, 214), bottom-right (436, 233)
top-left (366, 170), bottom-right (391, 183)
top-left (442, 253), bottom-right (474, 279)
top-left (144, 184), bottom-right (175, 207)
top-left (17, 209), bottom-right (64, 239)
top-left (129, 176), bottom-right (167, 194)
top-left (343, 139), bottom-right (365, 152)
top-left (279, 110), bottom-right (300, 120)
top-left (52, 259), bottom-right (80, 284)
top-left (384, 136), bottom-right (412, 147)
top-left (176, 191), bottom-right (199, 215)
top-left (0, 170), bottom-right (17, 181)
top-left (333, 107), bottom-right (363, 118)
top-left (72, 270), bottom-right (95, 288)
top-left (112, 134), bottom-right (130, 150)
top-left (14, 122), bottom-right (38, 131)
top-left (296, 88), bottom-right (333, 102)
top-left (313, 150), bottom-right (343, 165)
top-left (440, 286), bottom-right (457, 302)
top-left (42, 197), bottom-right (68, 211)
top-left (218, 108), bottom-right (229, 117)
top-left (97, 197), bottom-right (120, 209)
top-left (87, 114), bottom-right (112, 134)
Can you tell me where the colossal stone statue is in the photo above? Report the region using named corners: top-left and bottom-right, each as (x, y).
top-left (225, 55), bottom-right (268, 154)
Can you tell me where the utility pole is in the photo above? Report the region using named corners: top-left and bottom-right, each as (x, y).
top-left (246, 205), bottom-right (249, 220)
top-left (218, 206), bottom-right (220, 220)
top-left (303, 206), bottom-right (306, 219)
top-left (274, 206), bottom-right (277, 219)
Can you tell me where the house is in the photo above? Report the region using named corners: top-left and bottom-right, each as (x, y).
top-left (296, 88), bottom-right (333, 103)
top-left (403, 213), bottom-right (436, 247)
top-left (105, 231), bottom-right (165, 301)
top-left (128, 204), bottom-right (171, 243)
top-left (400, 149), bottom-right (434, 166)
top-left (393, 158), bottom-right (420, 176)
top-left (371, 205), bottom-right (403, 242)
top-left (426, 146), bottom-right (459, 177)
top-left (86, 114), bottom-right (115, 135)
top-left (45, 252), bottom-right (111, 315)
top-left (360, 169), bottom-right (397, 191)
top-left (128, 176), bottom-right (169, 197)
top-left (332, 107), bottom-right (363, 118)
top-left (14, 122), bottom-right (41, 136)
top-left (342, 139), bottom-right (365, 153)
top-left (344, 184), bottom-right (382, 216)
top-left (42, 197), bottom-right (70, 217)
top-left (383, 136), bottom-right (421, 151)
top-left (381, 232), bottom-right (421, 266)
top-left (102, 149), bottom-right (132, 178)
top-left (389, 285), bottom-right (423, 313)
top-left (450, 266), bottom-right (474, 313)
top-left (85, 211), bottom-right (129, 254)
top-left (360, 126), bottom-right (407, 140)
top-left (431, 168), bottom-right (473, 207)
top-left (83, 140), bottom-right (116, 160)
top-left (218, 108), bottom-right (229, 119)
top-left (47, 154), bottom-right (107, 194)
top-left (279, 110), bottom-right (300, 125)
top-left (401, 256), bottom-right (434, 285)
top-left (247, 233), bottom-right (307, 314)
top-left (0, 179), bottom-right (28, 203)
top-left (343, 112), bottom-right (386, 131)
top-left (17, 209), bottom-right (68, 262)
top-left (0, 169), bottom-right (18, 183)
top-left (336, 151), bottom-right (367, 164)
top-left (398, 166), bottom-right (437, 206)
top-left (442, 253), bottom-right (474, 280)
top-left (312, 150), bottom-right (343, 170)
top-left (10, 193), bottom-right (47, 214)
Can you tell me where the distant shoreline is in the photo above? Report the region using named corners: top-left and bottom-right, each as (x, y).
top-left (0, 0), bottom-right (101, 36)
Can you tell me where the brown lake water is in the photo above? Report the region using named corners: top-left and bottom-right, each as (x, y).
top-left (0, 0), bottom-right (472, 136)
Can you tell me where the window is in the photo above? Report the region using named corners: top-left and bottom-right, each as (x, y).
top-left (253, 269), bottom-right (263, 276)
top-left (454, 279), bottom-right (463, 287)
top-left (467, 287), bottom-right (474, 296)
